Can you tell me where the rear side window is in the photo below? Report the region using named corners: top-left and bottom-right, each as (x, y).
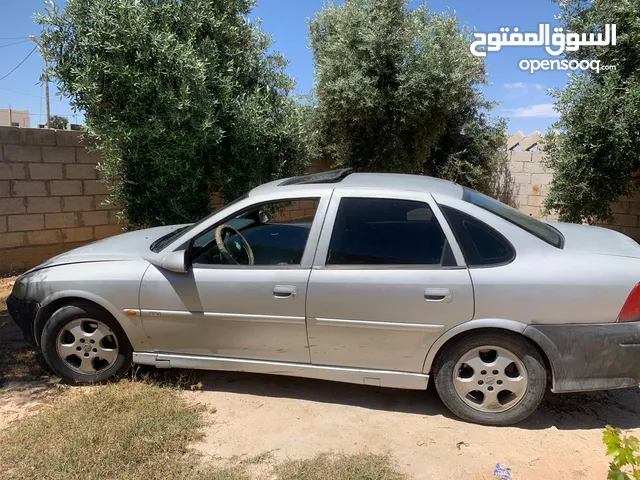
top-left (440, 206), bottom-right (515, 267)
top-left (327, 198), bottom-right (450, 265)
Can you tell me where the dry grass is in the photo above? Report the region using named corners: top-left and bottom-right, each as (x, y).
top-left (0, 378), bottom-right (407, 480)
top-left (274, 452), bottom-right (407, 480)
top-left (0, 381), bottom-right (207, 480)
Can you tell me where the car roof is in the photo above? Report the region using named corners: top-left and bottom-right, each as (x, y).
top-left (249, 171), bottom-right (464, 199)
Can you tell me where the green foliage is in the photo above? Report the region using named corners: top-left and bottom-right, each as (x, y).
top-left (36, 0), bottom-right (308, 228)
top-left (49, 115), bottom-right (68, 130)
top-left (543, 0), bottom-right (640, 223)
top-left (308, 0), bottom-right (508, 196)
top-left (603, 425), bottom-right (640, 480)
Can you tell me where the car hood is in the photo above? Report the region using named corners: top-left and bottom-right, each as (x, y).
top-left (546, 221), bottom-right (640, 258)
top-left (26, 224), bottom-right (190, 273)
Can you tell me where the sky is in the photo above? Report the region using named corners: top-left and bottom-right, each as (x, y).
top-left (0, 0), bottom-right (571, 134)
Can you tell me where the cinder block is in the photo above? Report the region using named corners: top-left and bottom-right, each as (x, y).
top-left (509, 161), bottom-right (524, 173)
top-left (62, 227), bottom-right (94, 243)
top-left (524, 162), bottom-right (547, 174)
top-left (82, 210), bottom-right (109, 226)
top-left (42, 146), bottom-right (75, 163)
top-left (62, 196), bottom-right (94, 212)
top-left (0, 216), bottom-right (5, 233)
top-left (8, 214), bottom-right (44, 232)
top-left (83, 180), bottom-right (109, 195)
top-left (0, 182), bottom-right (9, 198)
top-left (510, 151), bottom-right (532, 163)
top-left (4, 145), bottom-right (41, 162)
top-left (0, 127), bottom-right (21, 144)
top-left (611, 202), bottom-right (631, 214)
top-left (55, 130), bottom-right (82, 147)
top-left (0, 198), bottom-right (25, 215)
top-left (12, 181), bottom-right (46, 197)
top-left (50, 180), bottom-right (82, 196)
top-left (76, 148), bottom-right (101, 164)
top-left (45, 212), bottom-right (79, 229)
top-left (512, 173), bottom-right (531, 185)
top-left (27, 229), bottom-right (62, 245)
top-left (531, 173), bottom-right (554, 185)
top-left (520, 206), bottom-right (541, 217)
top-left (613, 214), bottom-right (638, 228)
top-left (29, 163), bottom-right (64, 180)
top-left (66, 164), bottom-right (97, 180)
top-left (0, 163), bottom-right (26, 180)
top-left (0, 232), bottom-right (25, 248)
top-left (629, 202), bottom-right (640, 216)
top-left (20, 128), bottom-right (56, 146)
top-left (95, 224), bottom-right (123, 238)
top-left (621, 227), bottom-right (640, 241)
top-left (528, 195), bottom-right (544, 207)
top-left (109, 210), bottom-right (120, 225)
top-left (28, 197), bottom-right (62, 214)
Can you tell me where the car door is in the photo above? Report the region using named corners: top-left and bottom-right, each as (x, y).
top-left (306, 187), bottom-right (474, 373)
top-left (139, 194), bottom-right (330, 363)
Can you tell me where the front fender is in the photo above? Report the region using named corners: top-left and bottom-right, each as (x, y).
top-left (35, 290), bottom-right (150, 351)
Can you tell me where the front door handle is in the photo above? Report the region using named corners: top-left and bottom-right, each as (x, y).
top-left (273, 285), bottom-right (297, 299)
top-left (424, 288), bottom-right (452, 303)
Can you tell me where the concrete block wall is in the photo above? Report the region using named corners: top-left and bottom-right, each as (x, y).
top-left (0, 127), bottom-right (121, 274)
top-left (2, 126), bottom-right (640, 275)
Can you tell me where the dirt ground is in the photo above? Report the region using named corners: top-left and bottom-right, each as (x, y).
top-left (1, 275), bottom-right (639, 479)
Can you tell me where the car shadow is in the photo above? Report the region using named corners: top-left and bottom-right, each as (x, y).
top-left (179, 368), bottom-right (640, 431)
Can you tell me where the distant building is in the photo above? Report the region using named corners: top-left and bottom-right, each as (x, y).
top-left (0, 109), bottom-right (30, 128)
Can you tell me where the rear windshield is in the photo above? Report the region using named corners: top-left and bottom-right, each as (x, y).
top-left (463, 188), bottom-right (564, 248)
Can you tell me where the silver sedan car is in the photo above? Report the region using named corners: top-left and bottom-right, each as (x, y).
top-left (8, 170), bottom-right (640, 425)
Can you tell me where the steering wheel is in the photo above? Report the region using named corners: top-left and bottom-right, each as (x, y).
top-left (214, 224), bottom-right (255, 265)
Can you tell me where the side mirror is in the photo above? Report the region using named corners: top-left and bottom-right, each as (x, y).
top-left (160, 250), bottom-right (188, 273)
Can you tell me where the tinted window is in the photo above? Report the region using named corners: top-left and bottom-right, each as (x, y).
top-left (463, 188), bottom-right (563, 248)
top-left (441, 206), bottom-right (515, 266)
top-left (327, 198), bottom-right (446, 265)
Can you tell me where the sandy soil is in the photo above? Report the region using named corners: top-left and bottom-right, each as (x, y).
top-left (2, 275), bottom-right (639, 479)
top-left (187, 370), bottom-right (640, 480)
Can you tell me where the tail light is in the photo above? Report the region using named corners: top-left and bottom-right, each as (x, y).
top-left (618, 283), bottom-right (640, 322)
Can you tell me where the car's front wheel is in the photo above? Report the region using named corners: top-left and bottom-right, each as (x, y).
top-left (41, 304), bottom-right (132, 384)
top-left (434, 332), bottom-right (547, 426)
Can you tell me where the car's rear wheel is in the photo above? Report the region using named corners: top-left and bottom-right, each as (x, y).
top-left (41, 304), bottom-right (132, 384)
top-left (434, 332), bottom-right (546, 425)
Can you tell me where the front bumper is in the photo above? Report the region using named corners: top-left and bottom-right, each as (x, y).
top-left (525, 322), bottom-right (640, 393)
top-left (6, 294), bottom-right (39, 346)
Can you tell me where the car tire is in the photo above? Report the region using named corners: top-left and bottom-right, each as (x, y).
top-left (434, 332), bottom-right (547, 426)
top-left (41, 304), bottom-right (132, 384)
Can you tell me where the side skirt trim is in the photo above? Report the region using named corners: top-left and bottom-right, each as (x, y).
top-left (133, 352), bottom-right (428, 390)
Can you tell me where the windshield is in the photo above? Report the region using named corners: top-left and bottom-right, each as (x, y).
top-left (149, 193), bottom-right (249, 253)
top-left (463, 188), bottom-right (564, 248)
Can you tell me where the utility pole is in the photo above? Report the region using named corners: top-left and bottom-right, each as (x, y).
top-left (29, 35), bottom-right (50, 129)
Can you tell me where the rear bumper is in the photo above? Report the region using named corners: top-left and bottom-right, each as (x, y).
top-left (525, 322), bottom-right (640, 393)
top-left (6, 294), bottom-right (39, 346)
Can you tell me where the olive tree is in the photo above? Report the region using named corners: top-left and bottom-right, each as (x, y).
top-left (543, 0), bottom-right (640, 223)
top-left (36, 0), bottom-right (308, 228)
top-left (308, 0), bottom-right (508, 197)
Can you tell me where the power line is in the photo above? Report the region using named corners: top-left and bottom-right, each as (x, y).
top-left (0, 37), bottom-right (29, 41)
top-left (0, 86), bottom-right (66, 104)
top-left (0, 46), bottom-right (38, 82)
top-left (0, 39), bottom-right (31, 49)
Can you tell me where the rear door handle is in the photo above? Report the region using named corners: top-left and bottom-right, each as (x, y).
top-left (424, 288), bottom-right (452, 303)
top-left (273, 285), bottom-right (297, 299)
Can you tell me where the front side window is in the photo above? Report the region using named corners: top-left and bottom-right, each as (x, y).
top-left (327, 198), bottom-right (449, 265)
top-left (463, 188), bottom-right (564, 248)
top-left (190, 199), bottom-right (319, 266)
